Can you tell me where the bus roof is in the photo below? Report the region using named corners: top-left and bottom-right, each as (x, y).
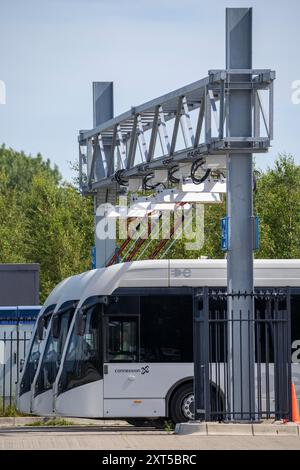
top-left (71, 259), bottom-right (300, 307)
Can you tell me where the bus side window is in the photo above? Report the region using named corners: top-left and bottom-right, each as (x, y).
top-left (140, 295), bottom-right (193, 363)
top-left (107, 316), bottom-right (139, 363)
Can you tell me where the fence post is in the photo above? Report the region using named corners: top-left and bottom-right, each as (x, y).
top-left (193, 287), bottom-right (210, 421)
top-left (273, 291), bottom-right (292, 420)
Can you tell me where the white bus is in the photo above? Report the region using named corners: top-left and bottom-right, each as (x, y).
top-left (17, 259), bottom-right (300, 422)
top-left (17, 276), bottom-right (69, 414)
top-left (17, 271), bottom-right (95, 414)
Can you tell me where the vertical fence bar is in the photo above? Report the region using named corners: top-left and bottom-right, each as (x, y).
top-left (256, 301), bottom-right (262, 420)
top-left (206, 291), bottom-right (211, 421)
top-left (273, 297), bottom-right (279, 419)
top-left (265, 301), bottom-right (270, 419)
top-left (9, 330), bottom-right (13, 408)
top-left (193, 288), bottom-right (203, 421)
top-left (231, 310), bottom-right (234, 419)
top-left (248, 308), bottom-right (253, 419)
top-left (224, 302), bottom-right (228, 419)
top-left (281, 301), bottom-right (287, 418)
top-left (16, 314), bottom-right (20, 385)
top-left (2, 332), bottom-right (6, 414)
top-left (287, 290), bottom-right (292, 421)
top-left (213, 307), bottom-right (217, 419)
top-left (239, 309), bottom-right (244, 419)
top-left (217, 308), bottom-right (221, 419)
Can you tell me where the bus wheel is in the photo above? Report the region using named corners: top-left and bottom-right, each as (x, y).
top-left (170, 383), bottom-right (224, 423)
top-left (170, 383), bottom-right (194, 423)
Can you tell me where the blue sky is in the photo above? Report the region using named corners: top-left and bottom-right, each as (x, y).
top-left (0, 0), bottom-right (299, 180)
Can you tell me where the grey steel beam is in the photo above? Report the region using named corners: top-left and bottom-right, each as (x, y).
top-left (148, 106), bottom-right (159, 161)
top-left (80, 77), bottom-right (210, 142)
top-left (170, 97), bottom-right (183, 155)
top-left (158, 106), bottom-right (171, 155)
top-left (205, 86), bottom-right (212, 142)
top-left (127, 115), bottom-right (138, 169)
top-left (194, 99), bottom-right (205, 148)
top-left (180, 96), bottom-right (195, 147)
top-left (269, 80), bottom-right (274, 140)
top-left (86, 139), bottom-right (93, 183)
top-left (93, 82), bottom-right (116, 268)
top-left (137, 114), bottom-right (149, 162)
top-left (93, 82), bottom-right (113, 128)
top-left (226, 8), bottom-right (255, 421)
top-left (108, 125), bottom-right (117, 176)
top-left (116, 124), bottom-right (127, 169)
top-left (219, 79), bottom-right (225, 139)
top-left (80, 71), bottom-right (272, 144)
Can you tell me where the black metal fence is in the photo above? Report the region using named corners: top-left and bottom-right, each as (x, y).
top-left (0, 319), bottom-right (34, 414)
top-left (194, 288), bottom-right (291, 422)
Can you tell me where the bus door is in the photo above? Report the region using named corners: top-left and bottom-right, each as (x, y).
top-left (103, 309), bottom-right (167, 417)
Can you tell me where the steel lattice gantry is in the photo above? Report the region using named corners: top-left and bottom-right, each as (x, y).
top-left (79, 69), bottom-right (274, 195)
top-left (78, 7), bottom-right (278, 423)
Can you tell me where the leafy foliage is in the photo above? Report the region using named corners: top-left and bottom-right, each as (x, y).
top-left (254, 154), bottom-right (300, 258)
top-left (0, 145), bottom-right (94, 302)
top-left (0, 145), bottom-right (299, 303)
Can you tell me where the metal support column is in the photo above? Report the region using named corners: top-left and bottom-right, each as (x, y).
top-left (226, 8), bottom-right (255, 420)
top-left (93, 82), bottom-right (116, 268)
top-left (193, 287), bottom-right (210, 421)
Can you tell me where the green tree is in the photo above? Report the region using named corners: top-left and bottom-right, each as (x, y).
top-left (24, 174), bottom-right (94, 298)
top-left (0, 145), bottom-right (94, 302)
top-left (254, 154), bottom-right (300, 258)
top-left (0, 144), bottom-right (61, 192)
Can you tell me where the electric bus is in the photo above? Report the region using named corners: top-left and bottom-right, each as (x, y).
top-left (16, 276), bottom-right (70, 414)
top-left (30, 269), bottom-right (97, 415)
top-left (17, 259), bottom-right (300, 422)
top-left (17, 271), bottom-right (92, 415)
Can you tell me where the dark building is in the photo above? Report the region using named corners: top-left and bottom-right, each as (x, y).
top-left (0, 264), bottom-right (40, 306)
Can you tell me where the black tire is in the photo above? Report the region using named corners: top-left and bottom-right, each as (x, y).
top-left (170, 383), bottom-right (194, 423)
top-left (169, 382), bottom-right (224, 424)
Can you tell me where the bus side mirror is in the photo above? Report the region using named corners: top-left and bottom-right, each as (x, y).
top-left (51, 314), bottom-right (60, 339)
top-left (37, 316), bottom-right (45, 341)
top-left (99, 296), bottom-right (109, 305)
top-left (99, 296), bottom-right (118, 305)
top-left (75, 309), bottom-right (86, 336)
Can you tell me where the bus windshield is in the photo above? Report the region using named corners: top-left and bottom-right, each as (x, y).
top-left (19, 304), bottom-right (56, 396)
top-left (34, 301), bottom-right (78, 396)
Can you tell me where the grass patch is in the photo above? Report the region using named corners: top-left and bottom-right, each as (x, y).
top-left (26, 418), bottom-right (75, 427)
top-left (164, 420), bottom-right (175, 433)
top-left (0, 403), bottom-right (28, 417)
